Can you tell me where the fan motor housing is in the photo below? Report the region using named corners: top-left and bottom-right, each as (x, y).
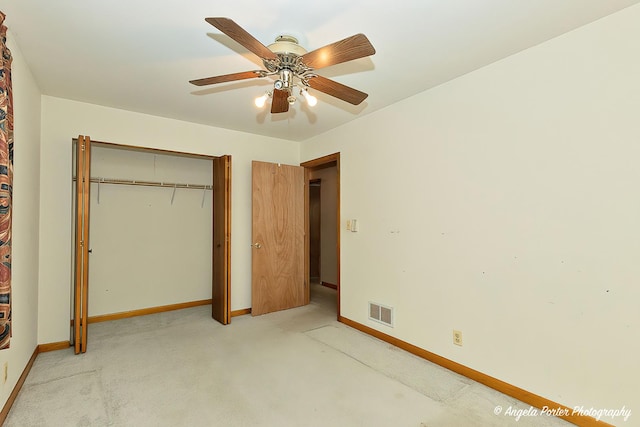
top-left (263, 35), bottom-right (311, 76)
top-left (267, 35), bottom-right (307, 56)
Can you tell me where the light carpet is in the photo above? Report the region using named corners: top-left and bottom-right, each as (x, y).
top-left (5, 285), bottom-right (571, 426)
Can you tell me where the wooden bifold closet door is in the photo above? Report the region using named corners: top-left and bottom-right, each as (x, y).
top-left (73, 135), bottom-right (91, 354)
top-left (212, 155), bottom-right (231, 324)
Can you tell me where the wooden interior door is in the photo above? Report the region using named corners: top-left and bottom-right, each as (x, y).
top-left (212, 155), bottom-right (231, 324)
top-left (251, 161), bottom-right (306, 316)
top-left (73, 135), bottom-right (91, 354)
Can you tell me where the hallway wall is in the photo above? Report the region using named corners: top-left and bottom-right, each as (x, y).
top-left (309, 167), bottom-right (338, 286)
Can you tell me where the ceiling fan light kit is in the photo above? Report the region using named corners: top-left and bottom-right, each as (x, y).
top-left (190, 17), bottom-right (375, 114)
top-left (254, 92), bottom-right (270, 108)
top-left (301, 88), bottom-right (317, 106)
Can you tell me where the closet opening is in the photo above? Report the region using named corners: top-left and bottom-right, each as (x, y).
top-left (72, 136), bottom-right (231, 353)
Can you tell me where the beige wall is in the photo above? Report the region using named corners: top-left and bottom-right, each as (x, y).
top-left (301, 4), bottom-right (640, 419)
top-left (38, 96), bottom-right (299, 344)
top-left (0, 32), bottom-right (42, 408)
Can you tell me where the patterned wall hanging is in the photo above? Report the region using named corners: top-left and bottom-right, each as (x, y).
top-left (0, 12), bottom-right (13, 350)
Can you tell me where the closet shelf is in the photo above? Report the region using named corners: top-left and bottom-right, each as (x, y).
top-left (72, 177), bottom-right (212, 190)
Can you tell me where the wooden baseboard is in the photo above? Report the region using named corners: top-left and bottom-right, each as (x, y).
top-left (338, 316), bottom-right (612, 427)
top-left (231, 308), bottom-right (251, 317)
top-left (70, 299), bottom-right (213, 326)
top-left (50, 305), bottom-right (246, 352)
top-left (321, 281), bottom-right (338, 290)
top-left (38, 341), bottom-right (71, 353)
top-left (0, 346), bottom-right (39, 424)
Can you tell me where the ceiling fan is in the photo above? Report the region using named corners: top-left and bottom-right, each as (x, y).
top-left (190, 17), bottom-right (376, 114)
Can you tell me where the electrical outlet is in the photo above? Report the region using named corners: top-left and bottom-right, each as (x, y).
top-left (453, 330), bottom-right (463, 346)
top-left (3, 362), bottom-right (7, 384)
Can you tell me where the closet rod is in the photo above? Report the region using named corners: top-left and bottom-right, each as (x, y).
top-left (72, 177), bottom-right (212, 190)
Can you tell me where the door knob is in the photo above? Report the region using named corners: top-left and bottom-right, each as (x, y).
top-left (251, 242), bottom-right (262, 249)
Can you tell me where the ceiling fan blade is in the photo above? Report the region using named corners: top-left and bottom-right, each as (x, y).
top-left (271, 89), bottom-right (290, 113)
top-left (205, 17), bottom-right (278, 61)
top-left (189, 70), bottom-right (265, 86)
top-left (306, 75), bottom-right (368, 105)
top-left (301, 34), bottom-right (375, 70)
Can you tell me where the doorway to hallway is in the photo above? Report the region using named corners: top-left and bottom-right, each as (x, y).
top-left (302, 153), bottom-right (340, 318)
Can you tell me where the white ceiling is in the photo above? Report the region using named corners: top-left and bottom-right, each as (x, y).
top-left (3, 0), bottom-right (639, 142)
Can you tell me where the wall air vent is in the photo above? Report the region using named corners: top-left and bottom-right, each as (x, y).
top-left (368, 302), bottom-right (394, 327)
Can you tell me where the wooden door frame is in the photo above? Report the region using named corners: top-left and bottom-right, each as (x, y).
top-left (301, 153), bottom-right (340, 319)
